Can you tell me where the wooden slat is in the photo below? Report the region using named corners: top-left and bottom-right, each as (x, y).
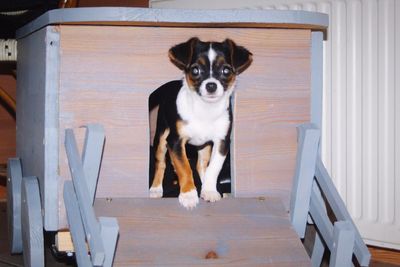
top-left (290, 123), bottom-right (320, 238)
top-left (315, 157), bottom-right (371, 266)
top-left (16, 8), bottom-right (328, 38)
top-left (329, 221), bottom-right (355, 267)
top-left (63, 182), bottom-right (92, 266)
top-left (94, 197), bottom-right (311, 266)
top-left (81, 124), bottom-right (105, 204)
top-left (65, 129), bottom-right (105, 265)
top-left (7, 158), bottom-right (23, 253)
top-left (16, 27), bottom-right (60, 231)
top-left (21, 177), bottom-right (44, 267)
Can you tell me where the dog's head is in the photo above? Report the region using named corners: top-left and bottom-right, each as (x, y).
top-left (169, 37), bottom-right (252, 103)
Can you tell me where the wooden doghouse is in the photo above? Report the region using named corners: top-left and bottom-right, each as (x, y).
top-left (9, 7), bottom-right (332, 266)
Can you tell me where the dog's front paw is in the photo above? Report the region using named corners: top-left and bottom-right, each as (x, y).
top-left (201, 190), bottom-right (221, 202)
top-left (178, 189), bottom-right (199, 209)
top-left (149, 185), bottom-right (163, 198)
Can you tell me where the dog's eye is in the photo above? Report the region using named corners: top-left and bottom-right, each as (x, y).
top-left (191, 66), bottom-right (200, 77)
top-left (222, 66), bottom-right (231, 76)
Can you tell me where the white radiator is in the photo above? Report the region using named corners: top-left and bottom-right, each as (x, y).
top-left (151, 0), bottom-right (400, 250)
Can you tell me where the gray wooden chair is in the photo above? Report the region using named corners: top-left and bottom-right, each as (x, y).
top-left (290, 123), bottom-right (371, 267)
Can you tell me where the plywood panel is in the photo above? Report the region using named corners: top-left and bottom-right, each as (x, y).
top-left (58, 26), bottom-right (310, 226)
top-left (233, 30), bottom-right (311, 208)
top-left (94, 197), bottom-right (311, 266)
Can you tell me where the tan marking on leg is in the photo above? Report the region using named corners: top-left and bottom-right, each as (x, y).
top-left (168, 139), bottom-right (195, 193)
top-left (176, 120), bottom-right (189, 139)
top-left (150, 129), bottom-right (169, 189)
top-left (197, 144), bottom-right (212, 183)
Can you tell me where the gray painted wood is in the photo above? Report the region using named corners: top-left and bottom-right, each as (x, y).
top-left (64, 128), bottom-right (105, 266)
top-left (290, 123), bottom-right (320, 238)
top-left (311, 32), bottom-right (323, 132)
top-left (309, 185), bottom-right (334, 249)
top-left (16, 26), bottom-right (60, 231)
top-left (310, 181), bottom-right (327, 267)
top-left (16, 7), bottom-right (328, 39)
top-left (7, 158), bottom-right (23, 254)
top-left (21, 177), bottom-right (44, 267)
top-left (43, 26), bottom-right (61, 230)
top-left (99, 217), bottom-right (119, 267)
top-left (63, 181), bottom-right (93, 267)
top-left (64, 126), bottom-right (118, 266)
top-left (315, 157), bottom-right (371, 266)
top-left (82, 124), bottom-right (105, 205)
top-left (329, 221), bottom-right (355, 267)
top-left (309, 162), bottom-right (370, 266)
top-left (311, 233), bottom-right (325, 267)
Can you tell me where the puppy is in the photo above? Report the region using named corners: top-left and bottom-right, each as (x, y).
top-left (149, 37), bottom-right (252, 209)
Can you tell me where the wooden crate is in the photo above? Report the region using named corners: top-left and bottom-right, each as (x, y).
top-left (15, 8), bottom-right (326, 233)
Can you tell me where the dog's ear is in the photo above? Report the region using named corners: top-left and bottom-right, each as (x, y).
top-left (224, 39), bottom-right (253, 74)
top-left (169, 37), bottom-right (199, 70)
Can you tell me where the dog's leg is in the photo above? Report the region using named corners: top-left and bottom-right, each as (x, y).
top-left (168, 139), bottom-right (199, 209)
top-left (150, 129), bottom-right (170, 198)
top-left (200, 140), bottom-right (227, 202)
top-left (196, 144), bottom-right (212, 184)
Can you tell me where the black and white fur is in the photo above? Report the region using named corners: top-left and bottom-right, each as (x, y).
top-left (149, 37), bottom-right (252, 209)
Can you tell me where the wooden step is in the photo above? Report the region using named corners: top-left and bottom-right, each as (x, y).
top-left (94, 197), bottom-right (310, 266)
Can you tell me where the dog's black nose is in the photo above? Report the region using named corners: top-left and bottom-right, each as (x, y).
top-left (206, 82), bottom-right (217, 93)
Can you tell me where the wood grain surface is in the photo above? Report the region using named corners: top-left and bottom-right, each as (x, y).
top-left (94, 197), bottom-right (311, 266)
top-left (369, 246), bottom-right (400, 266)
top-left (58, 26), bottom-right (311, 227)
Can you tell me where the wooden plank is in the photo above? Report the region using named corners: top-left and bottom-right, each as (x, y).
top-left (16, 7), bottom-right (328, 38)
top-left (56, 231), bottom-right (74, 252)
top-left (16, 26), bottom-right (60, 231)
top-left (64, 129), bottom-right (105, 265)
top-left (94, 196), bottom-right (288, 218)
top-left (290, 123), bottom-right (320, 238)
top-left (311, 31), bottom-right (323, 130)
top-left (7, 158), bottom-right (23, 254)
top-left (329, 221), bottom-right (355, 267)
top-left (311, 233), bottom-right (325, 267)
top-left (99, 217), bottom-right (119, 267)
top-left (63, 181), bottom-right (92, 267)
top-left (315, 157), bottom-right (371, 266)
top-left (309, 185), bottom-right (334, 250)
top-left (21, 177), bottom-right (44, 267)
top-left (94, 197), bottom-right (311, 266)
top-left (82, 124), bottom-right (105, 204)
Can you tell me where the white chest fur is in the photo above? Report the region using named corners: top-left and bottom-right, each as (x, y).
top-left (176, 85), bottom-right (231, 146)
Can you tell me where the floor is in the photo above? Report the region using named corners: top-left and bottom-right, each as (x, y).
top-left (0, 190), bottom-right (399, 266)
